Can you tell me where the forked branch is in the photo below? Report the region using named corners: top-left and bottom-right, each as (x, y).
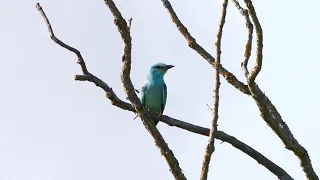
top-left (104, 1), bottom-right (187, 179)
top-left (36, 2), bottom-right (294, 180)
top-left (160, 0), bottom-right (309, 179)
top-left (37, 2), bottom-right (186, 179)
top-left (233, 0), bottom-right (319, 179)
top-left (160, 0), bottom-right (250, 95)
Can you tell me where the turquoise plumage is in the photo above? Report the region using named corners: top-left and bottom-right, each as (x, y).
top-left (141, 62), bottom-right (174, 125)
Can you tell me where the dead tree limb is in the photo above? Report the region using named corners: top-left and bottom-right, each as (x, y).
top-left (103, 1), bottom-right (187, 179)
top-left (234, 0), bottom-right (319, 179)
top-left (36, 2), bottom-right (295, 180)
top-left (160, 0), bottom-right (250, 95)
top-left (36, 2), bottom-right (186, 179)
top-left (200, 0), bottom-right (227, 179)
top-left (159, 0), bottom-right (317, 179)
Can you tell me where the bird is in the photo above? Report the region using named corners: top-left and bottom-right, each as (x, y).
top-left (141, 62), bottom-right (174, 125)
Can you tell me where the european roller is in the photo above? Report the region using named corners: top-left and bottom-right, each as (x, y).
top-left (141, 62), bottom-right (174, 125)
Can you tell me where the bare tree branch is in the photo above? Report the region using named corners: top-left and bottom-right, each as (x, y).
top-left (243, 0), bottom-right (263, 85)
top-left (217, 133), bottom-right (294, 180)
top-left (248, 84), bottom-right (318, 180)
top-left (102, 1), bottom-right (187, 179)
top-left (200, 0), bottom-right (227, 179)
top-left (164, 117), bottom-right (294, 180)
top-left (37, 3), bottom-right (186, 179)
top-left (36, 3), bottom-right (135, 113)
top-left (35, 4), bottom-right (89, 76)
top-left (231, 0), bottom-right (253, 78)
top-left (128, 17), bottom-right (133, 30)
top-left (160, 0), bottom-right (250, 95)
top-left (36, 2), bottom-right (294, 180)
top-left (159, 0), bottom-right (315, 179)
top-left (235, 0), bottom-right (319, 179)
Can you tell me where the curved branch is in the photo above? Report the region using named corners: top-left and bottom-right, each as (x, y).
top-left (200, 0), bottom-right (227, 179)
top-left (37, 2), bottom-right (186, 179)
top-left (35, 3), bottom-right (89, 76)
top-left (36, 2), bottom-right (293, 180)
top-left (243, 0), bottom-right (263, 85)
top-left (102, 1), bottom-right (187, 179)
top-left (231, 0), bottom-right (253, 78)
top-left (234, 0), bottom-right (319, 179)
top-left (160, 0), bottom-right (250, 95)
top-left (248, 83), bottom-right (318, 180)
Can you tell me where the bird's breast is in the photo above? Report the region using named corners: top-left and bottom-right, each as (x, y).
top-left (144, 83), bottom-right (164, 112)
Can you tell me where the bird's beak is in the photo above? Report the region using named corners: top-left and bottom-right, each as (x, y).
top-left (165, 65), bottom-right (175, 69)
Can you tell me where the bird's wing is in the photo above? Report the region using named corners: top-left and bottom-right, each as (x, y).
top-left (161, 83), bottom-right (167, 113)
top-left (141, 82), bottom-right (147, 106)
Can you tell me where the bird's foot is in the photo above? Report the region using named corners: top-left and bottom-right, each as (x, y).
top-left (158, 113), bottom-right (163, 121)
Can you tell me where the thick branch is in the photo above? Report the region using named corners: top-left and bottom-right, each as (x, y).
top-left (102, 1), bottom-right (187, 179)
top-left (238, 1), bottom-right (319, 179)
top-left (160, 0), bottom-right (250, 95)
top-left (248, 84), bottom-right (318, 180)
top-left (36, 2), bottom-right (293, 180)
top-left (200, 0), bottom-right (227, 179)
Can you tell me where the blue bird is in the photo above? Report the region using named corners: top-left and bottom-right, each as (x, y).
top-left (141, 62), bottom-right (174, 125)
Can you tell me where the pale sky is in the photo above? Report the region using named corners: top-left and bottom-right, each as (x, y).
top-left (1, 0), bottom-right (319, 179)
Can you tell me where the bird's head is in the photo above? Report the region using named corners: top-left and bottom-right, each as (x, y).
top-left (149, 62), bottom-right (174, 78)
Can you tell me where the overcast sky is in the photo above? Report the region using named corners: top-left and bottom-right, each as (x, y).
top-left (1, 0), bottom-right (319, 179)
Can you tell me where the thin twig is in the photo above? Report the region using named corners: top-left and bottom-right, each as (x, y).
top-left (36, 2), bottom-right (294, 180)
top-left (160, 0), bottom-right (250, 95)
top-left (206, 103), bottom-right (213, 112)
top-left (231, 0), bottom-right (253, 77)
top-left (128, 17), bottom-right (133, 30)
top-left (102, 0), bottom-right (186, 179)
top-left (36, 3), bottom-right (89, 75)
top-left (200, 0), bottom-right (227, 179)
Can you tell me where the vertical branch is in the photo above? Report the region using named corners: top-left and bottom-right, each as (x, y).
top-left (237, 0), bottom-right (319, 179)
top-left (103, 1), bottom-right (187, 179)
top-left (200, 0), bottom-right (228, 179)
top-left (243, 0), bottom-right (263, 85)
top-left (231, 0), bottom-right (253, 78)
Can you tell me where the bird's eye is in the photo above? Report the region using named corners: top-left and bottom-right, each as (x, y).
top-left (155, 66), bottom-right (163, 69)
